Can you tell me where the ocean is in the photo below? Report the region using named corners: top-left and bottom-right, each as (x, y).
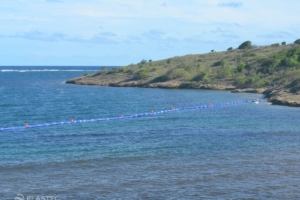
top-left (1, 66), bottom-right (300, 199)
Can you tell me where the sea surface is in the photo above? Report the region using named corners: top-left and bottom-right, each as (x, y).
top-left (0, 66), bottom-right (300, 199)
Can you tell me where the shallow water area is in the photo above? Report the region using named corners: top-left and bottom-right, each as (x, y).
top-left (1, 66), bottom-right (300, 199)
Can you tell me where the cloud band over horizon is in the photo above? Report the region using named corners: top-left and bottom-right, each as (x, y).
top-left (0, 0), bottom-right (300, 65)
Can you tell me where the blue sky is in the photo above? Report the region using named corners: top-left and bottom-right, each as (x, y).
top-left (1, 0), bottom-right (300, 66)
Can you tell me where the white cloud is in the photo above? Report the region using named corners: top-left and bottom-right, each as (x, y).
top-left (1, 0), bottom-right (300, 65)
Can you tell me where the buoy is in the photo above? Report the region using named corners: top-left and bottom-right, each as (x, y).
top-left (0, 99), bottom-right (257, 131)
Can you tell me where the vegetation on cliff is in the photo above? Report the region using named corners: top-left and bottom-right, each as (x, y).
top-left (67, 40), bottom-right (300, 106)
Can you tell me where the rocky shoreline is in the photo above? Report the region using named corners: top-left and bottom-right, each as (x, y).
top-left (66, 76), bottom-right (300, 107)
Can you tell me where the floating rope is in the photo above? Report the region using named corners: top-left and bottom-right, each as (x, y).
top-left (0, 99), bottom-right (266, 131)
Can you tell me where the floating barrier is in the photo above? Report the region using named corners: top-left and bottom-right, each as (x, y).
top-left (0, 99), bottom-right (266, 131)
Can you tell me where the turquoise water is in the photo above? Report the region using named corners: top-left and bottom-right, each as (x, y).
top-left (1, 67), bottom-right (300, 199)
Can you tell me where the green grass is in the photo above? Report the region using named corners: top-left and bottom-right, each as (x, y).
top-left (89, 43), bottom-right (300, 91)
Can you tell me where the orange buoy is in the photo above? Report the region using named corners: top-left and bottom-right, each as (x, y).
top-left (25, 124), bottom-right (29, 127)
top-left (70, 119), bottom-right (74, 122)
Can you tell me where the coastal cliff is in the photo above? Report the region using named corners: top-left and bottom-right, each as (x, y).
top-left (67, 42), bottom-right (300, 107)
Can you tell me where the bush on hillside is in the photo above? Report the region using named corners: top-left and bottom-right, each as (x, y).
top-left (235, 62), bottom-right (246, 73)
top-left (227, 47), bottom-right (233, 51)
top-left (238, 41), bottom-right (252, 49)
top-left (107, 68), bottom-right (118, 74)
top-left (242, 51), bottom-right (256, 57)
top-left (135, 70), bottom-right (149, 79)
top-left (294, 39), bottom-right (300, 45)
top-left (217, 65), bottom-right (232, 78)
top-left (118, 66), bottom-right (127, 73)
top-left (164, 68), bottom-right (188, 80)
top-left (139, 59), bottom-right (147, 65)
top-left (282, 41), bottom-right (286, 45)
top-left (271, 43), bottom-right (280, 47)
top-left (152, 75), bottom-right (169, 82)
top-left (192, 72), bottom-right (208, 82)
top-left (235, 75), bottom-right (268, 88)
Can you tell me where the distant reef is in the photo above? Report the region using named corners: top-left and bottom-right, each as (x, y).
top-left (67, 40), bottom-right (300, 107)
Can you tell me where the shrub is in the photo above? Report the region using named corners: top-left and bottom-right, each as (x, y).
top-left (197, 63), bottom-right (204, 71)
top-left (217, 65), bottom-right (232, 78)
top-left (126, 69), bottom-right (134, 74)
top-left (152, 75), bottom-right (168, 82)
top-left (227, 47), bottom-right (233, 51)
top-left (283, 57), bottom-right (298, 67)
top-left (212, 59), bottom-right (227, 67)
top-left (294, 39), bottom-right (300, 45)
top-left (235, 75), bottom-right (267, 88)
top-left (118, 66), bottom-right (127, 73)
top-left (242, 51), bottom-right (256, 57)
top-left (139, 59), bottom-right (147, 64)
top-left (192, 72), bottom-right (208, 82)
top-left (238, 41), bottom-right (252, 49)
top-left (184, 65), bottom-right (193, 72)
top-left (235, 62), bottom-right (246, 73)
top-left (271, 43), bottom-right (280, 47)
top-left (107, 68), bottom-right (118, 74)
top-left (164, 68), bottom-right (188, 80)
top-left (282, 41), bottom-right (286, 45)
top-left (212, 61), bottom-right (222, 67)
top-left (235, 55), bottom-right (243, 63)
top-left (135, 70), bottom-right (149, 79)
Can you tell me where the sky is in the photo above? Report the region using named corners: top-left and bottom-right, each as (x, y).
top-left (0, 0), bottom-right (300, 66)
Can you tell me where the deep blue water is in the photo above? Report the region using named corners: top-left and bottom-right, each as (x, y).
top-left (1, 66), bottom-right (300, 199)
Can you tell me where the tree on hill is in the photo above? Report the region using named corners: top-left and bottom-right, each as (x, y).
top-left (282, 41), bottom-right (286, 45)
top-left (294, 39), bottom-right (300, 45)
top-left (238, 41), bottom-right (252, 49)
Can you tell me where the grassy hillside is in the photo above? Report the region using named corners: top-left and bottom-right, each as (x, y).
top-left (67, 41), bottom-right (300, 106)
top-left (89, 44), bottom-right (298, 88)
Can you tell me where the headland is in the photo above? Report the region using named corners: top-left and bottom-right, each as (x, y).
top-left (67, 41), bottom-right (300, 107)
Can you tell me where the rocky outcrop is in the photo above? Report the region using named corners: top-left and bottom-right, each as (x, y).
top-left (66, 74), bottom-right (300, 107)
top-left (264, 89), bottom-right (300, 107)
top-left (231, 88), bottom-right (266, 94)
